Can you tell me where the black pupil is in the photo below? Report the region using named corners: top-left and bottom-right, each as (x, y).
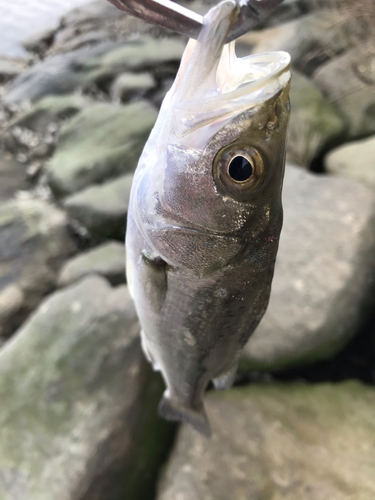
top-left (228, 156), bottom-right (253, 182)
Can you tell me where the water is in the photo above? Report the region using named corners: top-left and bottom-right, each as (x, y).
top-left (0, 0), bottom-right (91, 57)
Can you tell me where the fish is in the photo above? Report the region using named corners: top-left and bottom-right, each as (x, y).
top-left (125, 0), bottom-right (291, 437)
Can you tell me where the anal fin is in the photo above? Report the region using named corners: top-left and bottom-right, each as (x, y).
top-left (158, 393), bottom-right (212, 438)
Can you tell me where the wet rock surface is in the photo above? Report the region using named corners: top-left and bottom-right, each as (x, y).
top-left (0, 198), bottom-right (76, 339)
top-left (0, 276), bottom-right (173, 500)
top-left (241, 165), bottom-right (375, 371)
top-left (58, 241), bottom-right (126, 287)
top-left (157, 382), bottom-right (375, 500)
top-left (46, 101), bottom-right (157, 196)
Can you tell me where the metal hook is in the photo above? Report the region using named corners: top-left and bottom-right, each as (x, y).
top-left (107, 0), bottom-right (285, 41)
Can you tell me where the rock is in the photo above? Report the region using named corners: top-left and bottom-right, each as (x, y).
top-left (3, 43), bottom-right (119, 105)
top-left (0, 198), bottom-right (76, 338)
top-left (64, 174), bottom-right (133, 239)
top-left (287, 71), bottom-right (346, 167)
top-left (158, 381), bottom-right (375, 500)
top-left (111, 72), bottom-right (155, 102)
top-left (241, 165), bottom-right (375, 371)
top-left (81, 36), bottom-right (185, 88)
top-left (313, 49), bottom-right (375, 139)
top-left (7, 94), bottom-right (91, 134)
top-left (46, 101), bottom-right (156, 196)
top-left (54, 30), bottom-right (111, 54)
top-left (3, 36), bottom-right (185, 105)
top-left (58, 241), bottom-right (125, 287)
top-left (0, 155), bottom-right (29, 201)
top-left (325, 135), bottom-right (375, 190)
top-left (237, 12), bottom-right (352, 75)
top-left (256, 0), bottom-right (306, 29)
top-left (0, 276), bottom-right (174, 500)
top-left (22, 28), bottom-right (55, 55)
top-left (0, 57), bottom-right (27, 83)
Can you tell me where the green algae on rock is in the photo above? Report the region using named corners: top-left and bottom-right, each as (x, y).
top-left (46, 101), bottom-right (157, 196)
top-left (0, 276), bottom-right (174, 500)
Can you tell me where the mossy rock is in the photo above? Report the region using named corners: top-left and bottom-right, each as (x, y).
top-left (47, 101), bottom-right (156, 196)
top-left (0, 276), bottom-right (174, 500)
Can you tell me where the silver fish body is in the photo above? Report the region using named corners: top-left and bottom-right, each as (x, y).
top-left (126, 0), bottom-right (291, 436)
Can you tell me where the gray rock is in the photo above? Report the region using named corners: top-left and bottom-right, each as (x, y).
top-left (0, 155), bottom-right (29, 201)
top-left (325, 135), bottom-right (375, 190)
top-left (0, 57), bottom-right (27, 83)
top-left (313, 49), bottom-right (375, 139)
top-left (64, 174), bottom-right (133, 239)
top-left (4, 36), bottom-right (184, 105)
top-left (46, 101), bottom-right (156, 196)
top-left (3, 43), bottom-right (119, 105)
top-left (158, 381), bottom-right (375, 500)
top-left (58, 241), bottom-right (125, 287)
top-left (237, 12), bottom-right (352, 75)
top-left (256, 0), bottom-right (305, 29)
top-left (287, 71), bottom-right (346, 167)
top-left (111, 72), bottom-right (155, 102)
top-left (81, 37), bottom-right (185, 83)
top-left (8, 94), bottom-right (91, 133)
top-left (22, 28), bottom-right (55, 55)
top-left (0, 198), bottom-right (76, 338)
top-left (241, 165), bottom-right (375, 371)
top-left (0, 276), bottom-right (173, 500)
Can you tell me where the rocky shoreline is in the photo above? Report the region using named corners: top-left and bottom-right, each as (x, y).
top-left (1, 1), bottom-right (375, 498)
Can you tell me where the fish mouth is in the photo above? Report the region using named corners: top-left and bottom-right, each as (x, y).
top-left (160, 1), bottom-right (291, 149)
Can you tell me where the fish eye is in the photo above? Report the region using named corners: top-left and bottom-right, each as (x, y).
top-left (213, 145), bottom-right (264, 201)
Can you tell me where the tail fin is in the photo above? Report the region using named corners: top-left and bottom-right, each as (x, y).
top-left (158, 393), bottom-right (212, 438)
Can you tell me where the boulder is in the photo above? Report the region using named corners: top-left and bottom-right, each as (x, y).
top-left (110, 72), bottom-right (155, 102)
top-left (313, 49), bottom-right (375, 139)
top-left (46, 101), bottom-right (156, 196)
top-left (287, 71), bottom-right (346, 167)
top-left (0, 198), bottom-right (76, 338)
top-left (0, 276), bottom-right (174, 500)
top-left (241, 165), bottom-right (375, 371)
top-left (237, 12), bottom-right (352, 75)
top-left (158, 382), bottom-right (375, 500)
top-left (58, 241), bottom-right (125, 287)
top-left (325, 135), bottom-right (375, 190)
top-left (64, 174), bottom-right (133, 239)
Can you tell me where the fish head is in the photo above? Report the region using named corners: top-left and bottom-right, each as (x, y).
top-left (131, 0), bottom-right (291, 277)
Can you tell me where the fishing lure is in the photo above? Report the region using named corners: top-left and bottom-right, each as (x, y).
top-left (113, 0), bottom-right (291, 436)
